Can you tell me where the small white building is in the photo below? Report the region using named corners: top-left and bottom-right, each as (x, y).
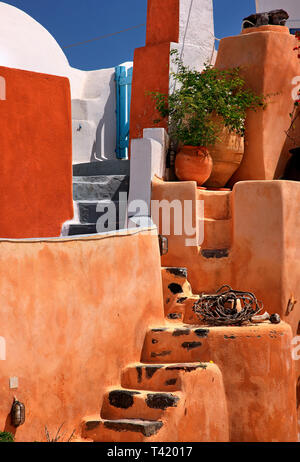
top-left (0, 1), bottom-right (132, 164)
top-left (256, 0), bottom-right (300, 31)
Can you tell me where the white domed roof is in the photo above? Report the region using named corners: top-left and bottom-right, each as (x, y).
top-left (0, 1), bottom-right (70, 77)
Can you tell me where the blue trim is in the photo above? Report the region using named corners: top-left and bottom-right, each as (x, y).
top-left (115, 65), bottom-right (133, 159)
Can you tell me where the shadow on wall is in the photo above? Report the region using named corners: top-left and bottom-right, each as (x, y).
top-left (91, 74), bottom-right (117, 162)
top-left (275, 112), bottom-right (300, 179)
top-left (71, 67), bottom-right (117, 164)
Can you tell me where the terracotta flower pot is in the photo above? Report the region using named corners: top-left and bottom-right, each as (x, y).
top-left (204, 128), bottom-right (244, 188)
top-left (175, 146), bottom-right (213, 186)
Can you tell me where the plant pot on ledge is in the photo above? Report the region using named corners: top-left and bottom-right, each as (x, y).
top-left (151, 50), bottom-right (267, 188)
top-left (175, 146), bottom-right (213, 186)
top-left (205, 128), bottom-right (244, 188)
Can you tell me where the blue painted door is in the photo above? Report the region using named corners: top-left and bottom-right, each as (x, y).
top-left (115, 65), bottom-right (133, 159)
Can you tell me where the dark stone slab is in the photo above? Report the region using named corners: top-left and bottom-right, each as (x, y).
top-left (145, 393), bottom-right (179, 410)
top-left (194, 328), bottom-right (210, 338)
top-left (166, 363), bottom-right (207, 372)
top-left (103, 419), bottom-right (163, 437)
top-left (73, 160), bottom-right (130, 176)
top-left (67, 222), bottom-right (122, 236)
top-left (73, 175), bottom-right (129, 201)
top-left (165, 267), bottom-right (188, 279)
top-left (201, 249), bottom-right (229, 259)
top-left (167, 313), bottom-right (183, 320)
top-left (181, 341), bottom-right (202, 350)
top-left (108, 390), bottom-right (140, 409)
top-left (172, 328), bottom-right (191, 337)
top-left (145, 365), bottom-right (163, 379)
top-left (168, 283), bottom-right (184, 294)
top-left (243, 9), bottom-right (289, 29)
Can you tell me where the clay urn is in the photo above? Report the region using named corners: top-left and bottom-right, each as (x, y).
top-left (204, 127), bottom-right (244, 188)
top-left (175, 146), bottom-right (213, 186)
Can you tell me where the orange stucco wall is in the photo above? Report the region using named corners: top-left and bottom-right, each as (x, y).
top-left (130, 43), bottom-right (170, 140)
top-left (146, 0), bottom-right (180, 46)
top-left (152, 179), bottom-right (300, 336)
top-left (0, 66), bottom-right (73, 238)
top-left (142, 321), bottom-right (298, 442)
top-left (215, 26), bottom-right (300, 184)
top-left (129, 0), bottom-right (181, 142)
top-left (0, 228), bottom-right (164, 442)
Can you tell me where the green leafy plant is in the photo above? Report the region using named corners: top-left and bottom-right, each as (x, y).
top-left (0, 431), bottom-right (15, 442)
top-left (150, 51), bottom-right (267, 147)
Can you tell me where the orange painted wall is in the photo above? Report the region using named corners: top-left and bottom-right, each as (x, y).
top-left (130, 43), bottom-right (170, 141)
top-left (0, 66), bottom-right (73, 238)
top-left (130, 0), bottom-right (181, 142)
top-left (215, 26), bottom-right (300, 184)
top-left (152, 179), bottom-right (300, 335)
top-left (0, 228), bottom-right (164, 442)
top-left (146, 0), bottom-right (179, 46)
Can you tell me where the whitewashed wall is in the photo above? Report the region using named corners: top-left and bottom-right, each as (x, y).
top-left (170, 0), bottom-right (215, 92)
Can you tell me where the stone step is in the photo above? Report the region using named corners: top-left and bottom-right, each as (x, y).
top-left (81, 416), bottom-right (163, 442)
top-left (77, 200), bottom-right (128, 225)
top-left (142, 322), bottom-right (298, 442)
top-left (161, 267), bottom-right (200, 323)
top-left (198, 218), bottom-right (232, 249)
top-left (141, 325), bottom-right (213, 364)
top-left (73, 160), bottom-right (130, 177)
top-left (121, 362), bottom-right (210, 392)
top-left (81, 361), bottom-right (230, 442)
top-left (197, 189), bottom-right (232, 220)
top-left (73, 175), bottom-right (129, 201)
top-left (101, 388), bottom-right (182, 421)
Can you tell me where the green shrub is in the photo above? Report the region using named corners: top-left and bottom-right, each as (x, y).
top-left (0, 431), bottom-right (15, 442)
top-left (150, 50), bottom-right (267, 147)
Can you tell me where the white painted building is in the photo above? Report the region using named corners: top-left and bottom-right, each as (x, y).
top-left (0, 1), bottom-right (215, 165)
top-left (0, 1), bottom-right (131, 163)
top-left (256, 0), bottom-right (300, 31)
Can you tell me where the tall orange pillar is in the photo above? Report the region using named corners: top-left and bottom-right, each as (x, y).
top-left (129, 0), bottom-right (180, 140)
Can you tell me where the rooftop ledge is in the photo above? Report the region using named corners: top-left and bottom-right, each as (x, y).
top-left (0, 226), bottom-right (157, 244)
top-left (242, 25), bottom-right (290, 34)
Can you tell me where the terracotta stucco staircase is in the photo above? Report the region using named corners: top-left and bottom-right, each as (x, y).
top-left (197, 189), bottom-right (232, 250)
top-left (75, 268), bottom-right (229, 443)
top-left (75, 267), bottom-right (298, 442)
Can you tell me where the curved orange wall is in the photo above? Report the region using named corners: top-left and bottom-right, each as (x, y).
top-left (0, 66), bottom-right (73, 238)
top-left (0, 229), bottom-right (164, 442)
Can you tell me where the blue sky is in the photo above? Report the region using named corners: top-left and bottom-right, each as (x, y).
top-left (3, 0), bottom-right (256, 70)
